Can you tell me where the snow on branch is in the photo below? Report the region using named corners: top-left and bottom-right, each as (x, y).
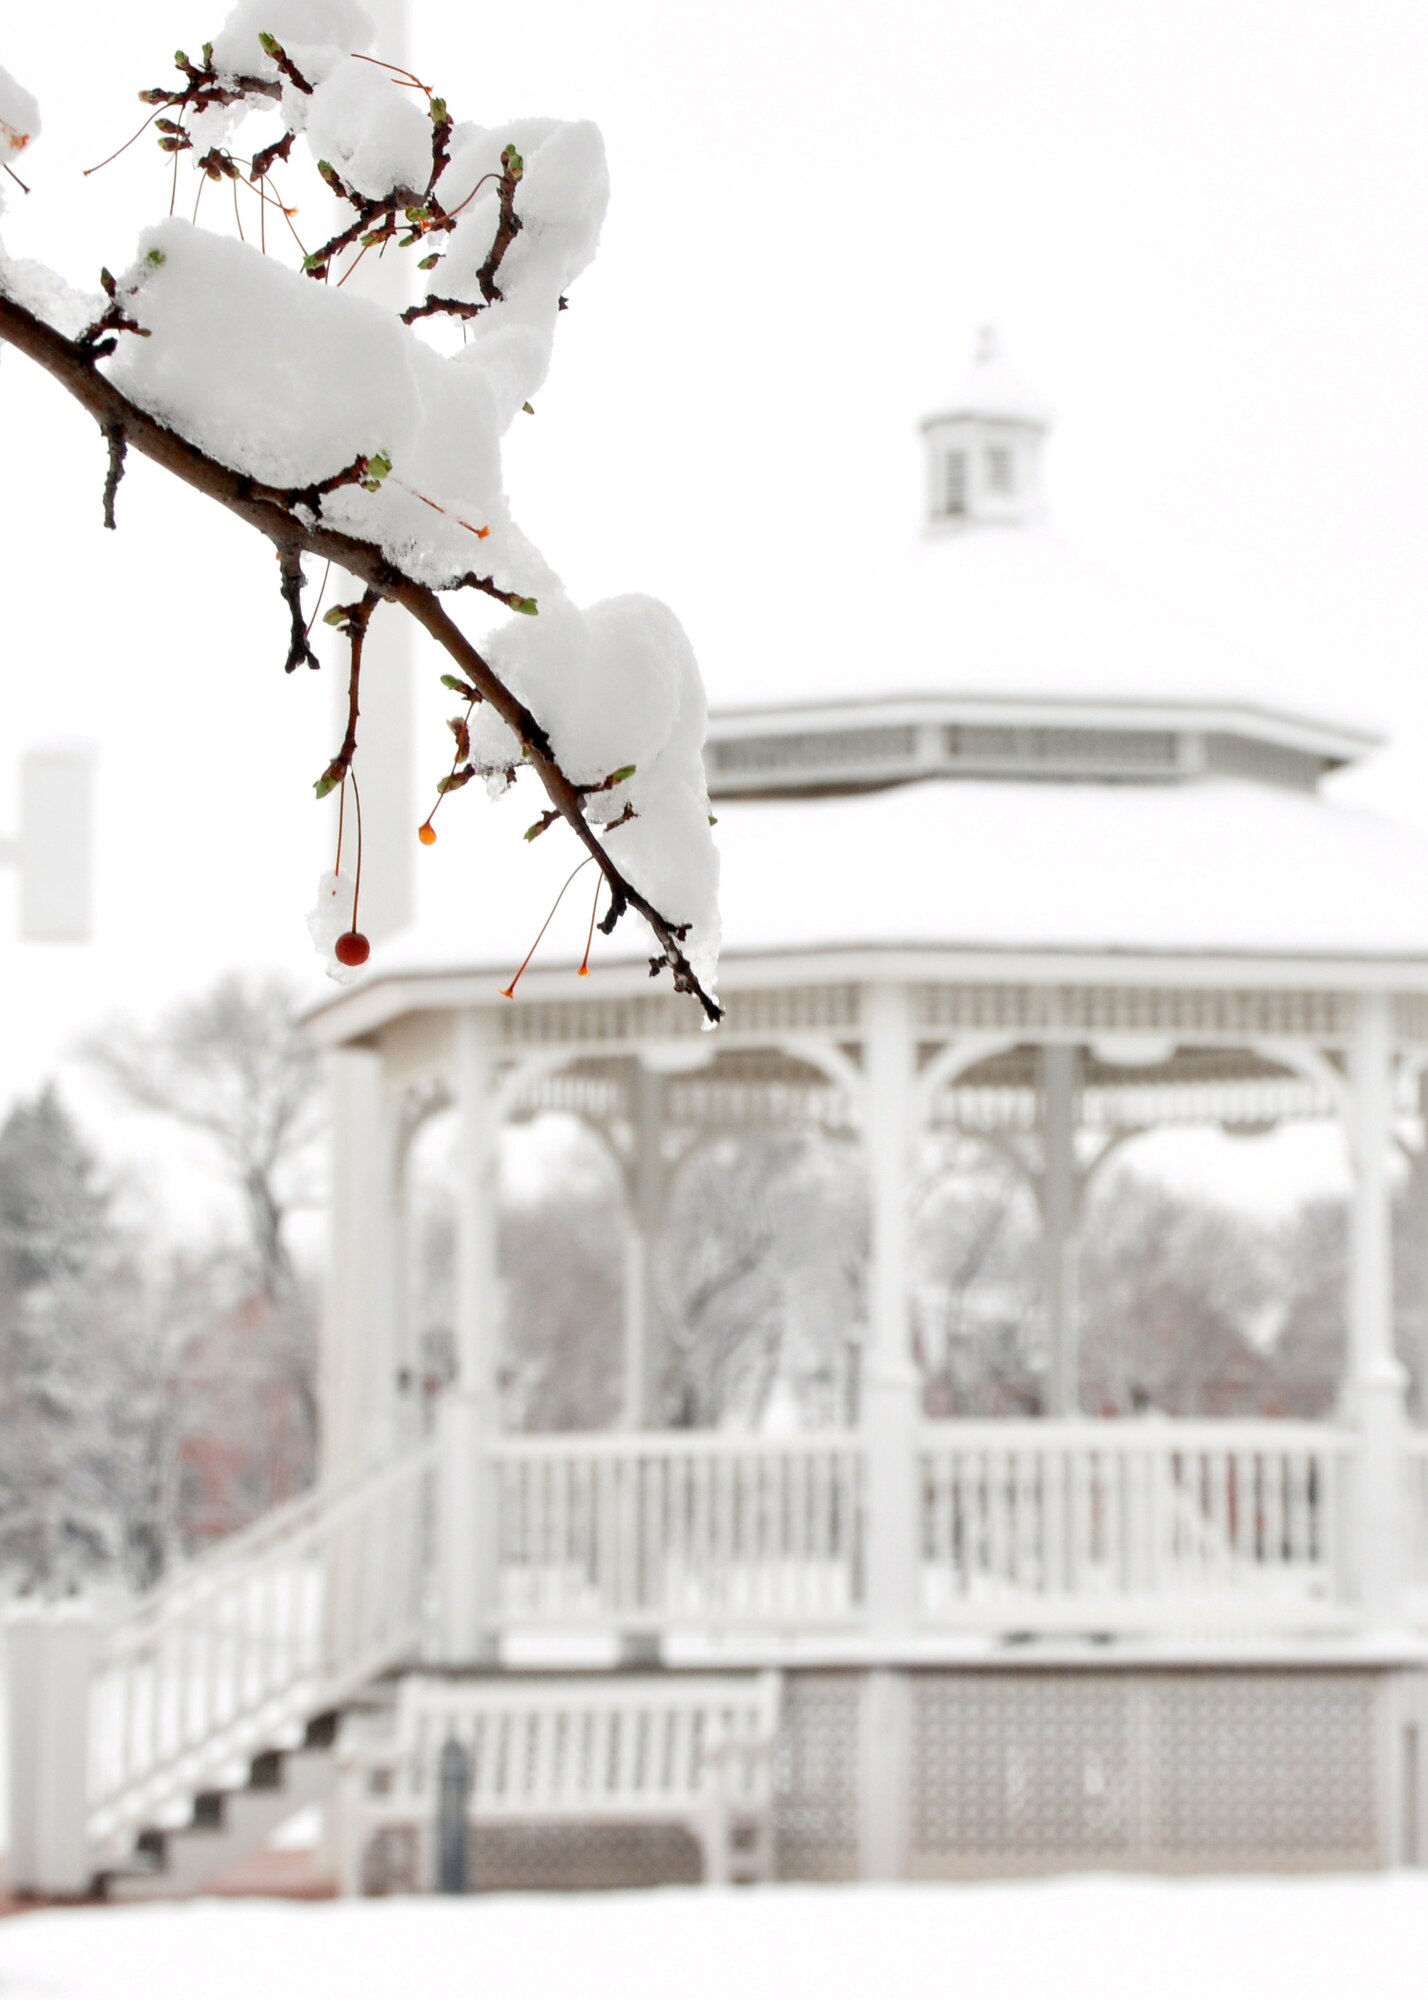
top-left (0, 2), bottom-right (722, 1021)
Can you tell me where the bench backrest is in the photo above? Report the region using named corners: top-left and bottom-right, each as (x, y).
top-left (366, 1672), bottom-right (782, 1814)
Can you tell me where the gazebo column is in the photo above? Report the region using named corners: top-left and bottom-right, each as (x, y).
top-left (1040, 1045), bottom-right (1082, 1417)
top-left (621, 1061), bottom-right (665, 1427)
top-left (860, 982), bottom-right (919, 1880)
top-left (1347, 992), bottom-right (1407, 1626)
top-left (386, 1123), bottom-right (424, 1453)
top-left (438, 1011), bottom-right (501, 1661)
top-left (321, 1048), bottom-right (402, 1481)
top-left (1391, 1066), bottom-right (1428, 1423)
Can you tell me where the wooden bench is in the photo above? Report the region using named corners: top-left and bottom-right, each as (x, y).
top-left (337, 1670), bottom-right (783, 1894)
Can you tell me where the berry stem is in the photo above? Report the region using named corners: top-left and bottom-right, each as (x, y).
top-left (349, 766), bottom-right (364, 934)
top-left (501, 857), bottom-right (593, 1000)
top-left (578, 871), bottom-right (602, 977)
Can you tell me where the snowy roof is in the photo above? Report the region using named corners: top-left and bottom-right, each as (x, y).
top-left (709, 521), bottom-right (1379, 755)
top-left (305, 775), bottom-right (1428, 1036)
top-left (707, 776), bottom-right (1428, 961)
top-left (706, 331), bottom-right (1377, 751)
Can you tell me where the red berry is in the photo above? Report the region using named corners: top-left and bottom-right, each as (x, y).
top-left (335, 930), bottom-right (371, 967)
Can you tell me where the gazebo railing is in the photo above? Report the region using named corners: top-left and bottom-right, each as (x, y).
top-left (920, 1418), bottom-right (1354, 1630)
top-left (487, 1429), bottom-right (864, 1629)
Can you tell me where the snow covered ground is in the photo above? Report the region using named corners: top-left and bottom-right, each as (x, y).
top-left (0, 1878), bottom-right (1424, 2000)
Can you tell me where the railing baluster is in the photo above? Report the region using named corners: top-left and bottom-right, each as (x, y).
top-left (1262, 1445), bottom-right (1284, 1572)
top-left (1042, 1444), bottom-right (1065, 1600)
top-left (1286, 1450), bottom-right (1311, 1569)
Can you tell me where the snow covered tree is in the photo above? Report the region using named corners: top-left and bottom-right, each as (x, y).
top-left (0, 2), bottom-right (720, 1019)
top-left (0, 1086), bottom-right (134, 1584)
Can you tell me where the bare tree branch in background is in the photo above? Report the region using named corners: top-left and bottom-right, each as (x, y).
top-left (82, 970), bottom-right (325, 1445)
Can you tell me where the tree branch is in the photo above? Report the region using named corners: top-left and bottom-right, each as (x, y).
top-left (100, 420), bottom-right (126, 530)
top-left (0, 288), bottom-right (721, 1023)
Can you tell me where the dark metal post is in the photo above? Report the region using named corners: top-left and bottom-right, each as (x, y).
top-left (436, 1737), bottom-right (472, 1893)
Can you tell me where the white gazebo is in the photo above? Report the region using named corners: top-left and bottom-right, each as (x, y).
top-left (12, 336), bottom-right (1428, 1896)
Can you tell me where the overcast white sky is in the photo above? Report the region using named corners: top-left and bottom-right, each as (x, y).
top-left (2, 0), bottom-right (1427, 1215)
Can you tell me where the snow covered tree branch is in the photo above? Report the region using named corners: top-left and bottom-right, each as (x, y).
top-left (0, 1), bottom-right (721, 1020)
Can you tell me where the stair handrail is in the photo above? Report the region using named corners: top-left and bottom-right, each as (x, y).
top-left (100, 1438), bottom-right (437, 1655)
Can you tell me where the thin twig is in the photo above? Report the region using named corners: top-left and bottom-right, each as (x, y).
top-left (278, 549), bottom-right (320, 672)
top-left (100, 421), bottom-right (126, 530)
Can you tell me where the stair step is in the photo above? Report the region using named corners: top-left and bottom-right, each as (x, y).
top-left (105, 1745), bottom-right (337, 1904)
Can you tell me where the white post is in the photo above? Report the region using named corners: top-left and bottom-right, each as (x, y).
top-left (622, 1061), bottom-right (665, 1428)
top-left (4, 1603), bottom-right (43, 1895)
top-left (1041, 1044), bottom-right (1081, 1417)
top-left (4, 1599), bottom-right (99, 1898)
top-left (861, 982), bottom-right (920, 1648)
top-left (386, 1124), bottom-right (423, 1452)
top-left (858, 1666), bottom-right (912, 1880)
top-left (1415, 1073), bottom-right (1428, 1426)
top-left (439, 1009), bottom-right (501, 1659)
top-left (16, 745), bottom-right (95, 942)
top-left (1348, 991), bottom-right (1407, 1626)
top-left (321, 1048), bottom-right (391, 1482)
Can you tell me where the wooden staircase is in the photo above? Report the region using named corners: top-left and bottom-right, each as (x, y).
top-left (76, 1443), bottom-right (437, 1902)
top-left (99, 1712), bottom-right (342, 1902)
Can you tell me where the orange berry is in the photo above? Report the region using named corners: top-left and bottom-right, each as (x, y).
top-left (418, 822), bottom-right (437, 846)
top-left (335, 930), bottom-right (371, 967)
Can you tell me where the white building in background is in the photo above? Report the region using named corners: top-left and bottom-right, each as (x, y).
top-left (10, 335), bottom-right (1428, 1896)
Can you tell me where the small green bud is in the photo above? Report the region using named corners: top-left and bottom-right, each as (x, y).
top-left (430, 96), bottom-right (448, 123)
top-left (501, 144), bottom-right (524, 182)
top-left (303, 252), bottom-right (327, 272)
top-left (258, 32), bottom-right (279, 56)
top-left (174, 49), bottom-right (190, 69)
top-left (512, 596), bottom-right (539, 616)
top-left (609, 765), bottom-right (636, 784)
top-left (202, 42), bottom-right (213, 64)
top-left (145, 248), bottom-right (166, 267)
top-left (418, 252), bottom-right (441, 271)
top-left (404, 204), bottom-right (429, 224)
top-left (440, 673), bottom-right (478, 697)
top-left (708, 813), bottom-right (719, 826)
top-left (313, 768), bottom-right (341, 799)
top-left (522, 401), bottom-right (534, 415)
top-left (99, 267), bottom-right (116, 296)
top-left (323, 605), bottom-right (348, 628)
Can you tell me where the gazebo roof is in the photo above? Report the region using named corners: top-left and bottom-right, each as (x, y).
top-left (305, 332), bottom-right (1427, 1048)
top-left (705, 524), bottom-right (1378, 779)
top-left (305, 773), bottom-right (1428, 1041)
top-left (708, 332), bottom-right (1377, 759)
top-left (710, 521), bottom-right (1377, 752)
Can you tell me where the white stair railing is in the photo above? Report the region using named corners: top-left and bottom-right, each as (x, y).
top-left (488, 1430), bottom-right (864, 1629)
top-left (920, 1418), bottom-right (1353, 1632)
top-left (87, 1440), bottom-right (437, 1862)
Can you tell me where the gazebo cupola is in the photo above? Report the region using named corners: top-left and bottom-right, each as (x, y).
top-left (920, 325), bottom-right (1050, 529)
top-left (706, 326), bottom-right (1379, 805)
